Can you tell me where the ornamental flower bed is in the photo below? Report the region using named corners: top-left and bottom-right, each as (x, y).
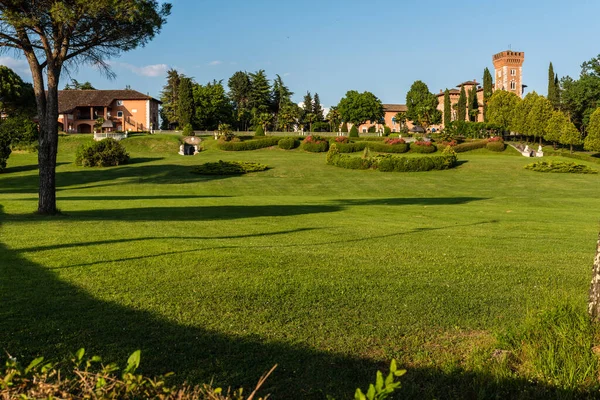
top-left (335, 136), bottom-right (349, 143)
top-left (301, 135), bottom-right (329, 152)
top-left (384, 138), bottom-right (406, 145)
top-left (410, 140), bottom-right (437, 154)
top-left (488, 136), bottom-right (503, 142)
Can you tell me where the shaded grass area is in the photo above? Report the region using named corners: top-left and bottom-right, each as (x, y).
top-left (1, 136), bottom-right (600, 398)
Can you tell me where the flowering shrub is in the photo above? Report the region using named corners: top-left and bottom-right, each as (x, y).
top-left (486, 141), bottom-right (506, 152)
top-left (302, 135), bottom-right (329, 152)
top-left (488, 136), bottom-right (503, 142)
top-left (335, 136), bottom-right (349, 143)
top-left (439, 140), bottom-right (458, 147)
top-left (384, 138), bottom-right (406, 145)
top-left (410, 141), bottom-right (437, 154)
top-left (413, 140), bottom-right (432, 146)
top-left (303, 135), bottom-right (327, 144)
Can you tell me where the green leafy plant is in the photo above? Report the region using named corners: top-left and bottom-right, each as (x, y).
top-left (486, 141), bottom-right (506, 152)
top-left (217, 137), bottom-right (281, 151)
top-left (349, 125), bottom-right (359, 138)
top-left (525, 161), bottom-right (598, 174)
top-left (255, 125), bottom-right (265, 137)
top-left (301, 135), bottom-right (329, 152)
top-left (182, 123), bottom-right (194, 137)
top-left (192, 160), bottom-right (270, 175)
top-left (354, 360), bottom-right (405, 400)
top-left (75, 138), bottom-right (129, 167)
top-left (278, 137), bottom-right (299, 150)
top-left (453, 139), bottom-right (489, 153)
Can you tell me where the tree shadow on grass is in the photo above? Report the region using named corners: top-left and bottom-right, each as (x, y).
top-left (13, 194), bottom-right (233, 201)
top-left (0, 205), bottom-right (593, 399)
top-left (333, 197), bottom-right (487, 206)
top-left (126, 157), bottom-right (165, 165)
top-left (2, 162), bottom-right (69, 174)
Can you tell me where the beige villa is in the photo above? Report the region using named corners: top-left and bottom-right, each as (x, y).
top-left (58, 89), bottom-right (160, 133)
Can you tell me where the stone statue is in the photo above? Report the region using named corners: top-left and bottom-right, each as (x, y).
top-left (179, 144), bottom-right (184, 155)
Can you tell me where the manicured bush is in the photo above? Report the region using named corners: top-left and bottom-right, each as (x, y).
top-left (255, 125), bottom-right (265, 136)
top-left (217, 136), bottom-right (281, 151)
top-left (327, 144), bottom-right (458, 172)
top-left (0, 130), bottom-right (11, 172)
top-left (193, 160), bottom-right (269, 175)
top-left (278, 137), bottom-right (299, 150)
top-left (301, 135), bottom-right (329, 152)
top-left (384, 126), bottom-right (391, 136)
top-left (453, 139), bottom-right (489, 153)
top-left (349, 125), bottom-right (359, 138)
top-left (341, 122), bottom-right (348, 133)
top-left (334, 141), bottom-right (368, 153)
top-left (367, 142), bottom-right (409, 153)
top-left (334, 136), bottom-right (349, 143)
top-left (75, 138), bottom-right (129, 167)
top-left (525, 160), bottom-right (598, 174)
top-left (410, 141), bottom-right (437, 154)
top-left (182, 124), bottom-right (194, 136)
top-left (352, 137), bottom-right (386, 142)
top-left (486, 141), bottom-right (506, 152)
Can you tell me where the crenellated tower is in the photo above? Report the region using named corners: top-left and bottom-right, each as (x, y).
top-left (493, 50), bottom-right (525, 97)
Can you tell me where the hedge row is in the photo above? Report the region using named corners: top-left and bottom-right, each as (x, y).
top-left (545, 150), bottom-right (600, 165)
top-left (278, 137), bottom-right (299, 149)
top-left (217, 136), bottom-right (281, 151)
top-left (301, 141), bottom-right (329, 152)
top-left (525, 160), bottom-right (598, 174)
top-left (486, 141), bottom-right (506, 152)
top-left (333, 141), bottom-right (412, 154)
top-left (452, 140), bottom-right (489, 153)
top-left (192, 160), bottom-right (269, 175)
top-left (326, 144), bottom-right (458, 172)
top-left (334, 141), bottom-right (368, 153)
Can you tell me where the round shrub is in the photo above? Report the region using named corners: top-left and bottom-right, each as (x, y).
top-left (278, 137), bottom-right (299, 150)
top-left (301, 135), bottom-right (329, 152)
top-left (349, 125), bottom-right (359, 138)
top-left (182, 124), bottom-right (194, 136)
top-left (384, 126), bottom-right (391, 136)
top-left (486, 141), bottom-right (506, 152)
top-left (255, 125), bottom-right (265, 137)
top-left (75, 138), bottom-right (129, 167)
top-left (410, 141), bottom-right (437, 154)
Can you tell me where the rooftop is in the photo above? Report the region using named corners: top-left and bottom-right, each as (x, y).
top-left (383, 104), bottom-right (407, 113)
top-left (58, 90), bottom-right (160, 114)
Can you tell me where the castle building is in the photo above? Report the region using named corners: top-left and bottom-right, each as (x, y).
top-left (493, 50), bottom-right (525, 97)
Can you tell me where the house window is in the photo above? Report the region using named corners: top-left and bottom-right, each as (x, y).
top-left (362, 128), bottom-right (367, 133)
top-left (117, 111), bottom-right (124, 118)
top-left (116, 100), bottom-right (123, 106)
top-left (510, 81), bottom-right (516, 90)
top-left (511, 69), bottom-right (516, 76)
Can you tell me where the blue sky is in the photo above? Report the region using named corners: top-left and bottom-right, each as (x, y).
top-left (2, 0), bottom-right (599, 108)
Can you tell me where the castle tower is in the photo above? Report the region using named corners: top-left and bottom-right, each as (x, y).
top-left (493, 50), bottom-right (525, 97)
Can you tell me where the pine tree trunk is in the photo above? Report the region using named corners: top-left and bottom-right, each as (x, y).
top-left (588, 232), bottom-right (600, 320)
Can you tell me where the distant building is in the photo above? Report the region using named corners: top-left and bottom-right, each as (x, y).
top-left (493, 50), bottom-right (525, 97)
top-left (58, 90), bottom-right (160, 133)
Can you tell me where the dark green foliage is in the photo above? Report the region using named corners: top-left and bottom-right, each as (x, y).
top-left (278, 137), bottom-right (299, 150)
top-left (1, 115), bottom-right (38, 151)
top-left (405, 81), bottom-right (439, 130)
top-left (453, 140), bottom-right (489, 153)
top-left (177, 77), bottom-right (195, 128)
top-left (75, 139), bottom-right (130, 167)
top-left (457, 85), bottom-right (467, 122)
top-left (217, 137), bottom-right (280, 151)
top-left (410, 143), bottom-right (437, 153)
top-left (483, 68), bottom-right (493, 122)
top-left (0, 129), bottom-right (10, 172)
top-left (384, 126), bottom-right (391, 136)
top-left (312, 121), bottom-right (329, 132)
top-left (341, 122), bottom-right (348, 133)
top-left (333, 141), bottom-right (368, 153)
top-left (192, 79), bottom-right (233, 130)
top-left (182, 124), bottom-right (194, 137)
top-left (192, 160), bottom-right (269, 175)
top-left (255, 125), bottom-right (265, 136)
top-left (525, 161), bottom-right (597, 174)
top-left (548, 62), bottom-right (559, 109)
top-left (0, 66), bottom-right (35, 116)
top-left (349, 125), bottom-right (359, 138)
top-left (486, 141), bottom-right (506, 152)
top-left (337, 90), bottom-right (384, 127)
top-left (248, 70), bottom-right (271, 116)
top-left (469, 85), bottom-right (479, 122)
top-left (367, 142), bottom-right (409, 153)
top-left (228, 71), bottom-right (252, 131)
top-left (443, 89), bottom-right (451, 128)
top-left (312, 93), bottom-right (324, 122)
top-left (367, 125), bottom-right (376, 133)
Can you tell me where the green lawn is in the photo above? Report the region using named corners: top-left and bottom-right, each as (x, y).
top-left (1, 134), bottom-right (600, 399)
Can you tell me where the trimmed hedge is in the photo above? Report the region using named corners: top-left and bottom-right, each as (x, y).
top-left (301, 136), bottom-right (329, 152)
top-left (75, 138), bottom-right (129, 167)
top-left (453, 140), bottom-right (488, 153)
top-left (217, 136), bottom-right (281, 151)
top-left (486, 141), bottom-right (506, 152)
top-left (525, 161), bottom-right (598, 174)
top-left (326, 144), bottom-right (458, 172)
top-left (278, 137), bottom-right (299, 150)
top-left (545, 150), bottom-right (600, 165)
top-left (192, 160), bottom-right (269, 175)
top-left (334, 141), bottom-right (368, 153)
top-left (368, 142), bottom-right (409, 153)
top-left (349, 125), bottom-right (359, 137)
top-left (410, 142), bottom-right (437, 154)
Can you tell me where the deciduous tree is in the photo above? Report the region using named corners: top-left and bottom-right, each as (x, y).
top-left (0, 0), bottom-right (171, 214)
top-left (584, 108), bottom-right (600, 152)
top-left (560, 120), bottom-right (582, 153)
top-left (486, 90), bottom-right (520, 131)
top-left (337, 90), bottom-right (384, 128)
top-left (405, 81), bottom-right (439, 131)
top-left (545, 110), bottom-right (569, 149)
top-left (193, 80), bottom-right (232, 130)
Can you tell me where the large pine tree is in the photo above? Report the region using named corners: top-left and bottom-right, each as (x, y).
top-left (457, 85), bottom-right (467, 122)
top-left (177, 77), bottom-right (195, 128)
top-left (443, 89), bottom-right (451, 128)
top-left (159, 69), bottom-right (181, 129)
top-left (548, 62), bottom-right (559, 109)
top-left (313, 93), bottom-right (324, 122)
top-left (483, 68), bottom-right (493, 122)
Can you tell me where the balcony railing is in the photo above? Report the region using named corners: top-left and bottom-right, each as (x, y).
top-left (93, 132), bottom-right (128, 141)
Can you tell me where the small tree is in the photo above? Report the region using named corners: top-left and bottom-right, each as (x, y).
top-left (349, 125), bottom-right (359, 138)
top-left (443, 89), bottom-right (451, 128)
top-left (560, 121), bottom-right (582, 153)
top-left (337, 90), bottom-right (384, 128)
top-left (545, 111), bottom-right (568, 149)
top-left (486, 91), bottom-right (521, 132)
top-left (178, 77), bottom-right (195, 128)
top-left (255, 125), bottom-right (265, 136)
top-left (405, 81), bottom-right (439, 131)
top-left (584, 108), bottom-right (600, 152)
top-left (457, 86), bottom-right (467, 122)
top-left (341, 122), bottom-right (348, 133)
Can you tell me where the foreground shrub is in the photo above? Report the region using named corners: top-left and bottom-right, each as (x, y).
top-left (334, 141), bottom-right (368, 153)
top-left (278, 137), bottom-right (299, 150)
top-left (327, 144), bottom-right (458, 172)
top-left (301, 135), bottom-right (329, 152)
top-left (410, 141), bottom-right (437, 154)
top-left (192, 160), bottom-right (269, 175)
top-left (368, 141), bottom-right (409, 154)
top-left (525, 160), bottom-right (598, 174)
top-left (2, 115), bottom-right (39, 151)
top-left (499, 306), bottom-right (599, 391)
top-left (75, 138), bottom-right (129, 167)
top-left (453, 139), bottom-right (488, 153)
top-left (217, 136), bottom-right (280, 151)
top-left (486, 141), bottom-right (506, 152)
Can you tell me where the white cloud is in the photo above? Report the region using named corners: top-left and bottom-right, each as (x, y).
top-left (208, 60), bottom-right (222, 66)
top-left (0, 56), bottom-right (31, 77)
top-left (283, 72), bottom-right (291, 77)
top-left (111, 62), bottom-right (169, 77)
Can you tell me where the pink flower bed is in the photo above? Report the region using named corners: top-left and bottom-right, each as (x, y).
top-left (384, 138), bottom-right (406, 145)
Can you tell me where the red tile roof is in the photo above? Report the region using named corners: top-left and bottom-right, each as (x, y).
top-left (58, 90), bottom-right (159, 114)
top-left (383, 104), bottom-right (407, 112)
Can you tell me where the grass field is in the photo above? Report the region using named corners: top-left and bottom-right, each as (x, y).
top-left (1, 134), bottom-right (600, 399)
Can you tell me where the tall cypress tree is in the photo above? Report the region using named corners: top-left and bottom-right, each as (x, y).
top-left (548, 62), bottom-right (559, 109)
top-left (457, 85), bottom-right (467, 122)
top-left (467, 86), bottom-right (474, 122)
top-left (469, 85), bottom-right (479, 122)
top-left (554, 74), bottom-right (560, 108)
top-left (483, 68), bottom-right (493, 122)
top-left (443, 89), bottom-right (451, 128)
top-left (313, 93), bottom-right (324, 122)
top-left (177, 77), bottom-right (195, 128)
